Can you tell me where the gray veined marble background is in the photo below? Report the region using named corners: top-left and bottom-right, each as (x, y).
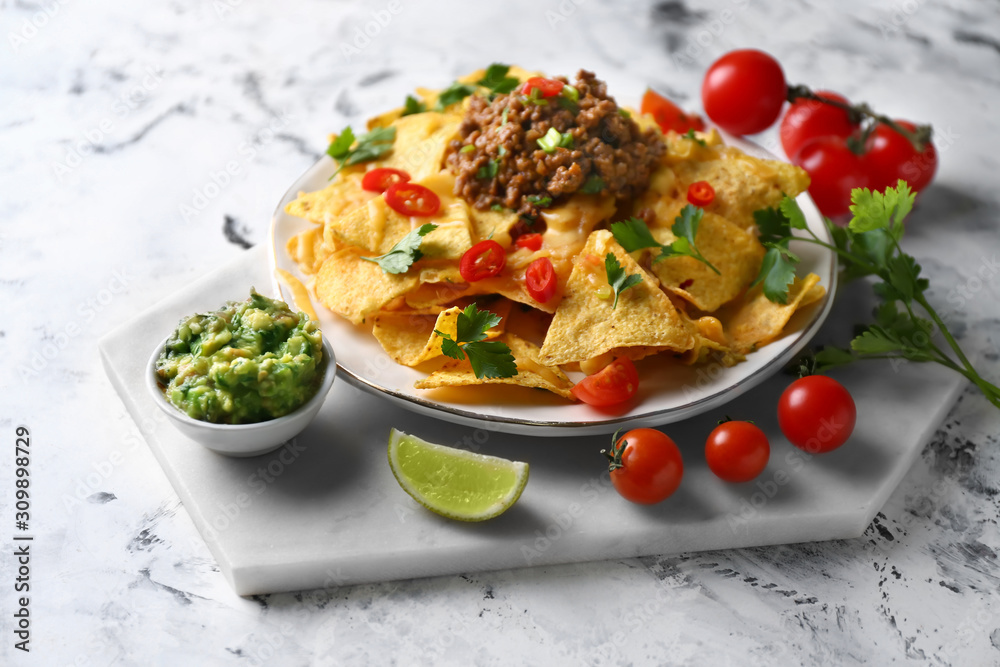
top-left (3, 0), bottom-right (1000, 665)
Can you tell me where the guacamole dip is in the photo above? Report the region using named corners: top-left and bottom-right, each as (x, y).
top-left (155, 289), bottom-right (324, 424)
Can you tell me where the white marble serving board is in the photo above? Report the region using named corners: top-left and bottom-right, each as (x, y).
top-left (99, 246), bottom-right (964, 596)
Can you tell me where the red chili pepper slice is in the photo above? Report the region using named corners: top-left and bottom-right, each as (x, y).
top-left (514, 233), bottom-right (543, 252)
top-left (521, 77), bottom-right (564, 98)
top-left (362, 167), bottom-right (411, 193)
top-left (525, 257), bottom-right (558, 303)
top-left (384, 182), bottom-right (440, 217)
top-left (459, 240), bottom-right (506, 282)
top-left (686, 181), bottom-right (715, 207)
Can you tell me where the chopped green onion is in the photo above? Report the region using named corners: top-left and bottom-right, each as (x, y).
top-left (618, 108), bottom-right (631, 118)
top-left (498, 145), bottom-right (507, 157)
top-left (491, 204), bottom-right (504, 212)
top-left (501, 106), bottom-right (510, 126)
top-left (537, 127), bottom-right (573, 153)
top-left (526, 195), bottom-right (552, 208)
top-left (562, 85), bottom-right (579, 102)
top-left (460, 144), bottom-right (476, 154)
top-left (526, 87), bottom-right (548, 106)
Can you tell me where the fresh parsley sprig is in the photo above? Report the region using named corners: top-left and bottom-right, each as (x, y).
top-left (360, 223), bottom-right (437, 274)
top-left (604, 254), bottom-right (643, 309)
top-left (477, 64), bottom-right (521, 97)
top-left (435, 304), bottom-right (518, 379)
top-left (326, 126), bottom-right (397, 179)
top-left (610, 205), bottom-right (720, 274)
top-left (760, 182), bottom-right (1000, 409)
top-left (402, 95), bottom-right (426, 116)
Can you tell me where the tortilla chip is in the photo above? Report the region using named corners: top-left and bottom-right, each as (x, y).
top-left (726, 273), bottom-right (825, 354)
top-left (647, 211), bottom-right (765, 312)
top-left (314, 248), bottom-right (419, 324)
top-left (668, 144), bottom-right (810, 230)
top-left (373, 112), bottom-right (461, 182)
top-left (373, 300), bottom-right (513, 366)
top-left (284, 173), bottom-right (375, 226)
top-left (286, 225), bottom-right (338, 275)
top-left (324, 193), bottom-right (473, 259)
top-left (414, 333), bottom-right (575, 400)
top-left (538, 230), bottom-right (695, 366)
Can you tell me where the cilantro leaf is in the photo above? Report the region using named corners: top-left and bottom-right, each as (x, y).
top-left (609, 209), bottom-right (719, 273)
top-left (683, 129), bottom-right (706, 147)
top-left (433, 304), bottom-right (517, 379)
top-left (402, 95), bottom-right (426, 116)
top-left (753, 206), bottom-right (793, 246)
top-left (848, 180), bottom-right (915, 237)
top-left (477, 63), bottom-right (520, 96)
top-left (779, 196), bottom-right (808, 230)
top-left (526, 194), bottom-right (552, 208)
top-left (580, 175), bottom-right (605, 194)
top-left (360, 223), bottom-right (437, 274)
top-left (751, 244), bottom-right (799, 304)
top-left (609, 217), bottom-right (660, 253)
top-left (605, 253), bottom-right (643, 309)
top-left (435, 82), bottom-right (478, 110)
top-left (326, 126), bottom-right (396, 179)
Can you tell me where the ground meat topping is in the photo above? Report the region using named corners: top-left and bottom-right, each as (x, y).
top-left (446, 70), bottom-right (666, 217)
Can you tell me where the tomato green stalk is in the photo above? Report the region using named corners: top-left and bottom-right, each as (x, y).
top-left (785, 84), bottom-right (932, 154)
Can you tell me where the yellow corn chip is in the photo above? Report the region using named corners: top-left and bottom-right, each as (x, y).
top-left (374, 112), bottom-right (461, 182)
top-left (372, 301), bottom-right (510, 366)
top-left (538, 230), bottom-right (695, 365)
top-left (414, 333), bottom-right (575, 400)
top-left (726, 273), bottom-right (825, 354)
top-left (314, 248), bottom-right (420, 325)
top-left (284, 173), bottom-right (375, 226)
top-left (286, 225), bottom-right (338, 275)
top-left (647, 211), bottom-right (765, 312)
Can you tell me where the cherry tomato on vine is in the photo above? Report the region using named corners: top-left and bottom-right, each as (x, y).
top-left (640, 89), bottom-right (705, 134)
top-left (571, 357), bottom-right (639, 406)
top-left (778, 375), bottom-right (856, 453)
top-left (794, 136), bottom-right (871, 219)
top-left (524, 256), bottom-right (558, 303)
top-left (686, 181), bottom-right (715, 207)
top-left (863, 120), bottom-right (938, 193)
top-left (362, 167), bottom-right (411, 193)
top-left (780, 91), bottom-right (857, 161)
top-left (702, 49), bottom-right (786, 136)
top-left (704, 420), bottom-right (770, 483)
top-left (384, 182), bottom-right (440, 217)
top-left (514, 233), bottom-right (543, 252)
top-left (603, 428), bottom-right (683, 504)
top-left (522, 77), bottom-right (564, 98)
top-left (459, 240), bottom-right (506, 282)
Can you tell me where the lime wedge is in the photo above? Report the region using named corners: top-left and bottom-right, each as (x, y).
top-left (387, 428), bottom-right (529, 522)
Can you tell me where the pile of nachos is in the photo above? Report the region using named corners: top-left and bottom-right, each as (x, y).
top-left (283, 65), bottom-right (825, 403)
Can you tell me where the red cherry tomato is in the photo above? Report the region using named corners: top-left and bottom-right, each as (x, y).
top-left (524, 257), bottom-right (558, 304)
top-left (702, 49), bottom-right (787, 136)
top-left (459, 240), bottom-right (506, 282)
top-left (704, 420), bottom-right (770, 483)
top-left (640, 89), bottom-right (705, 134)
top-left (361, 167), bottom-right (411, 193)
top-left (571, 357), bottom-right (639, 407)
top-left (686, 181), bottom-right (715, 207)
top-left (522, 77), bottom-right (564, 98)
top-left (514, 233), bottom-right (543, 252)
top-left (604, 428), bottom-right (683, 505)
top-left (863, 120), bottom-right (938, 193)
top-left (780, 91), bottom-right (857, 161)
top-left (778, 375), bottom-right (857, 454)
top-left (794, 136), bottom-right (871, 219)
top-left (384, 182), bottom-right (440, 217)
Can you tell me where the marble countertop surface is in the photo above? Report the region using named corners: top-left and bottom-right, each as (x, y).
top-left (3, 0), bottom-right (1000, 664)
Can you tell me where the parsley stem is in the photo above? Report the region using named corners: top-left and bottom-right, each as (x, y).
top-left (800, 229), bottom-right (880, 275)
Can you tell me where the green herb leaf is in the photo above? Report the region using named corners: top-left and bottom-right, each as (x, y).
top-left (491, 204), bottom-right (504, 212)
top-left (683, 128), bottom-right (706, 146)
top-left (751, 244), bottom-right (799, 304)
top-left (605, 253), bottom-right (643, 309)
top-left (477, 63), bottom-right (520, 96)
top-left (526, 195), bottom-right (552, 208)
top-left (359, 223), bottom-right (437, 274)
top-left (327, 126), bottom-right (397, 179)
top-left (609, 217), bottom-right (660, 253)
top-left (402, 95), bottom-right (426, 116)
top-left (435, 82), bottom-right (478, 111)
top-left (580, 175), bottom-right (606, 194)
top-left (666, 205), bottom-right (721, 274)
top-left (849, 179), bottom-right (915, 237)
top-left (433, 304), bottom-right (517, 378)
top-left (779, 196), bottom-right (808, 230)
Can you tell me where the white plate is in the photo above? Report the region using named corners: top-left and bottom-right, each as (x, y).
top-left (269, 136), bottom-right (836, 436)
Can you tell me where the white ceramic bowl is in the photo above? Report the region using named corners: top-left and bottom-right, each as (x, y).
top-left (146, 335), bottom-right (336, 457)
